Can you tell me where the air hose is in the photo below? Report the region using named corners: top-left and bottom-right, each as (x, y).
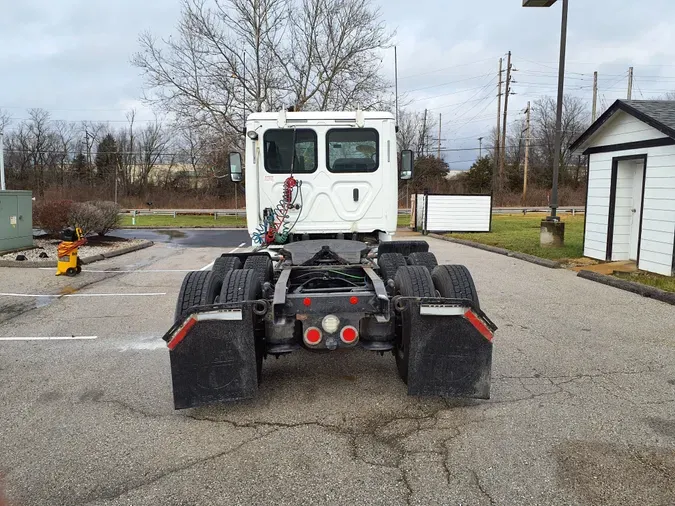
top-left (251, 176), bottom-right (303, 246)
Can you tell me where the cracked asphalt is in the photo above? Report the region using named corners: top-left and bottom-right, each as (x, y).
top-left (1, 236), bottom-right (674, 505)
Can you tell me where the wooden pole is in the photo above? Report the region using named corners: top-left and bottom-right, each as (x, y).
top-left (523, 101), bottom-right (531, 203)
top-left (592, 71), bottom-right (598, 122)
top-left (500, 51), bottom-right (512, 191)
top-left (437, 113), bottom-right (442, 159)
top-left (494, 57), bottom-right (503, 191)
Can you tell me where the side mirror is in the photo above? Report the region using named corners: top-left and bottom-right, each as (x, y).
top-left (400, 150), bottom-right (414, 180)
top-left (229, 152), bottom-right (242, 182)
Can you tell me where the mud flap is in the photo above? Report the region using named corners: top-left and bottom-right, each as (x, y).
top-left (165, 305), bottom-right (258, 409)
top-left (406, 299), bottom-right (495, 399)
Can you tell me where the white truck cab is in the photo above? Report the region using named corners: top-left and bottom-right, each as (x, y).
top-left (229, 110), bottom-right (413, 246)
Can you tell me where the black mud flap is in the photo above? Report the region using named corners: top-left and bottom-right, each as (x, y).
top-left (406, 299), bottom-right (495, 399)
top-left (164, 304), bottom-right (258, 409)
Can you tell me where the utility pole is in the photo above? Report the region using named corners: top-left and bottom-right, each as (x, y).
top-left (422, 108), bottom-right (428, 156)
top-left (478, 137), bottom-right (483, 158)
top-left (592, 71), bottom-right (598, 122)
top-left (437, 113), bottom-right (442, 159)
top-left (494, 57), bottom-right (503, 189)
top-left (523, 101), bottom-right (531, 203)
top-left (0, 131), bottom-right (5, 191)
top-left (394, 46), bottom-right (399, 127)
top-left (500, 51), bottom-right (512, 191)
top-left (627, 66), bottom-right (634, 100)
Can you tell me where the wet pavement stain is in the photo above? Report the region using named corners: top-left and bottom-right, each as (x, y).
top-left (647, 418), bottom-right (675, 439)
top-left (158, 230), bottom-right (187, 239)
top-left (555, 440), bottom-right (675, 506)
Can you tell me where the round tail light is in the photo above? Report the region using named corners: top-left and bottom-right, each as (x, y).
top-left (304, 327), bottom-right (322, 346)
top-left (340, 326), bottom-right (359, 344)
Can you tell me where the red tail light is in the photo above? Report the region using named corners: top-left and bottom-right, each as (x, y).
top-left (340, 325), bottom-right (359, 344)
top-left (304, 327), bottom-right (322, 346)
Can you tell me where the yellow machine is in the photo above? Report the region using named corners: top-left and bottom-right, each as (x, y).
top-left (56, 227), bottom-right (86, 277)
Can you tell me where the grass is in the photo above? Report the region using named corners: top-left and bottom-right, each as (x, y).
top-left (119, 214), bottom-right (246, 227)
top-left (121, 213), bottom-right (411, 228)
top-left (614, 271), bottom-right (675, 293)
top-left (447, 213), bottom-right (585, 261)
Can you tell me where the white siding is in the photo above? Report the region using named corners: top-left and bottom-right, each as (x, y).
top-left (418, 195), bottom-right (492, 232)
top-left (639, 150), bottom-right (675, 276)
top-left (589, 111), bottom-right (669, 145)
top-left (584, 154), bottom-right (612, 259)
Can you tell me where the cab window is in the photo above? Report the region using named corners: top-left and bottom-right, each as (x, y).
top-left (327, 129), bottom-right (379, 173)
top-left (264, 129), bottom-right (317, 174)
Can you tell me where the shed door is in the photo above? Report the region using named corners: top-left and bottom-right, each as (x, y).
top-left (609, 158), bottom-right (645, 262)
top-left (629, 163), bottom-right (644, 261)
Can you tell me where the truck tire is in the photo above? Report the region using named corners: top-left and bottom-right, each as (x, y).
top-left (220, 269), bottom-right (265, 383)
top-left (378, 240), bottom-right (429, 257)
top-left (243, 255), bottom-right (274, 283)
top-left (175, 270), bottom-right (210, 323)
top-left (394, 266), bottom-right (435, 384)
top-left (202, 256), bottom-right (242, 305)
top-left (378, 253), bottom-right (407, 283)
top-left (431, 265), bottom-right (480, 309)
top-left (407, 252), bottom-right (438, 272)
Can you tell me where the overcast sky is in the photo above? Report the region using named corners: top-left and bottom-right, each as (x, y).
top-left (3, 0), bottom-right (675, 168)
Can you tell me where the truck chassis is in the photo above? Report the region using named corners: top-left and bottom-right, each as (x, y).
top-left (163, 240), bottom-right (495, 409)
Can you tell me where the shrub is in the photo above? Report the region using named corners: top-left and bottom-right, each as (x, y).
top-left (69, 202), bottom-right (105, 236)
top-left (90, 201), bottom-right (121, 236)
top-left (34, 200), bottom-right (74, 236)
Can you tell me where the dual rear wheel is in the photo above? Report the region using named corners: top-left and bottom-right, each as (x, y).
top-left (393, 261), bottom-right (480, 384)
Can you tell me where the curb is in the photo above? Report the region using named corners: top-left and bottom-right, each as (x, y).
top-left (577, 270), bottom-right (675, 306)
top-left (0, 240), bottom-right (154, 268)
top-left (427, 234), bottom-right (562, 269)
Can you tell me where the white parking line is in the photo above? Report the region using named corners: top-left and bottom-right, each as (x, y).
top-left (0, 292), bottom-right (166, 298)
top-left (200, 243), bottom-right (248, 271)
top-left (0, 336), bottom-right (98, 341)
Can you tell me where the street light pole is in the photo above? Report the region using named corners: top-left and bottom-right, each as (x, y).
top-left (549, 0), bottom-right (568, 220)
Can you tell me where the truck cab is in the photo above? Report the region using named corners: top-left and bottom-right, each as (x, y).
top-left (229, 110), bottom-right (412, 246)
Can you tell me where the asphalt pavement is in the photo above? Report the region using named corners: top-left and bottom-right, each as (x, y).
top-left (111, 228), bottom-right (251, 248)
top-left (0, 237), bottom-right (674, 505)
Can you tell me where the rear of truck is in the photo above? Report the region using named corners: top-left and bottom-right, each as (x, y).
top-left (163, 111), bottom-right (496, 409)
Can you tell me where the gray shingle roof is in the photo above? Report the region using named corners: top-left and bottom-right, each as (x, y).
top-left (570, 99), bottom-right (675, 152)
top-left (623, 100), bottom-right (675, 132)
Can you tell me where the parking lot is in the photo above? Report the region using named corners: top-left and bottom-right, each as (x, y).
top-left (1, 234), bottom-right (674, 506)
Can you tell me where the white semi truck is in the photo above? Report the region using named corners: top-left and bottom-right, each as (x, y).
top-left (163, 110), bottom-right (495, 409)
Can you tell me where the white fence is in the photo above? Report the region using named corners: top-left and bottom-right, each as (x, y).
top-left (414, 193), bottom-right (493, 233)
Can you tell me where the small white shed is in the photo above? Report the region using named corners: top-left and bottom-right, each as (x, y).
top-left (571, 100), bottom-right (675, 277)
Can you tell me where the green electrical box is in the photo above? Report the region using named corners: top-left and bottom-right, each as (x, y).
top-left (0, 190), bottom-right (34, 253)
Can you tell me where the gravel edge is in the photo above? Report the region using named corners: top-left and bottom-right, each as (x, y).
top-left (0, 240), bottom-right (154, 268)
top-left (427, 233), bottom-right (562, 269)
top-left (577, 270), bottom-right (675, 306)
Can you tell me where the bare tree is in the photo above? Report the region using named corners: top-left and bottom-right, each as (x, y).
top-left (273, 0), bottom-right (392, 110)
top-left (136, 121), bottom-right (173, 195)
top-left (116, 110), bottom-right (137, 196)
top-left (531, 95), bottom-right (590, 187)
top-left (396, 109), bottom-right (438, 157)
top-left (132, 0), bottom-right (393, 140)
top-left (0, 109), bottom-right (11, 132)
top-left (53, 121), bottom-right (78, 187)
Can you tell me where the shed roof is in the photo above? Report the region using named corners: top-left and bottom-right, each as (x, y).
top-left (570, 100), bottom-right (675, 152)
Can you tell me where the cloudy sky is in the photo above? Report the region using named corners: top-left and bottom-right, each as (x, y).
top-left (3, 0), bottom-right (675, 168)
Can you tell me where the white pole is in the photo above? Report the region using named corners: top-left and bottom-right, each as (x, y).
top-left (0, 131), bottom-right (5, 191)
